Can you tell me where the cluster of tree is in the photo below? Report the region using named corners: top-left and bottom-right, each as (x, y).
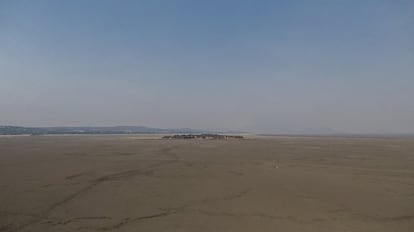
top-left (162, 134), bottom-right (244, 140)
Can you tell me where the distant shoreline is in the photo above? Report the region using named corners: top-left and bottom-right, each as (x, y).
top-left (1, 126), bottom-right (412, 139)
top-left (257, 133), bottom-right (414, 139)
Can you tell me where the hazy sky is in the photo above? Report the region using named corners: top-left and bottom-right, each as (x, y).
top-left (1, 0), bottom-right (413, 133)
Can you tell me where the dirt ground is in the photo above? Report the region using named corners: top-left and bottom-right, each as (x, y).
top-left (0, 135), bottom-right (413, 231)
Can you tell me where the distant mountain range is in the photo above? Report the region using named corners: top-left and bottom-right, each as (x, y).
top-left (0, 126), bottom-right (212, 135)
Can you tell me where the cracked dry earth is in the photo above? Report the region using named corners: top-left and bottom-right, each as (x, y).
top-left (0, 135), bottom-right (414, 231)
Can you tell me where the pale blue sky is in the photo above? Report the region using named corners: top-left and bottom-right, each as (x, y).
top-left (1, 0), bottom-right (413, 133)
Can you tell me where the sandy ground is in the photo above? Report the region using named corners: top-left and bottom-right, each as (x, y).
top-left (0, 135), bottom-right (413, 232)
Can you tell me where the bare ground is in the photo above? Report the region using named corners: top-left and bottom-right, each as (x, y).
top-left (0, 135), bottom-right (413, 231)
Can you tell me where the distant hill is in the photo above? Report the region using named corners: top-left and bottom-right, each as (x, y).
top-left (0, 126), bottom-right (211, 135)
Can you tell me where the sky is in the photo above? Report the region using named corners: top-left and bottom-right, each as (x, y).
top-left (1, 0), bottom-right (413, 134)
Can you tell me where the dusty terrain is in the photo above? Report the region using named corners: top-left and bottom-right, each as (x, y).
top-left (0, 135), bottom-right (413, 231)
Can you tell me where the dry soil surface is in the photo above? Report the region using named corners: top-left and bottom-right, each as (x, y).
top-left (0, 135), bottom-right (413, 231)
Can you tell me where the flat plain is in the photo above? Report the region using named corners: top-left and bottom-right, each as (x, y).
top-left (0, 135), bottom-right (413, 231)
